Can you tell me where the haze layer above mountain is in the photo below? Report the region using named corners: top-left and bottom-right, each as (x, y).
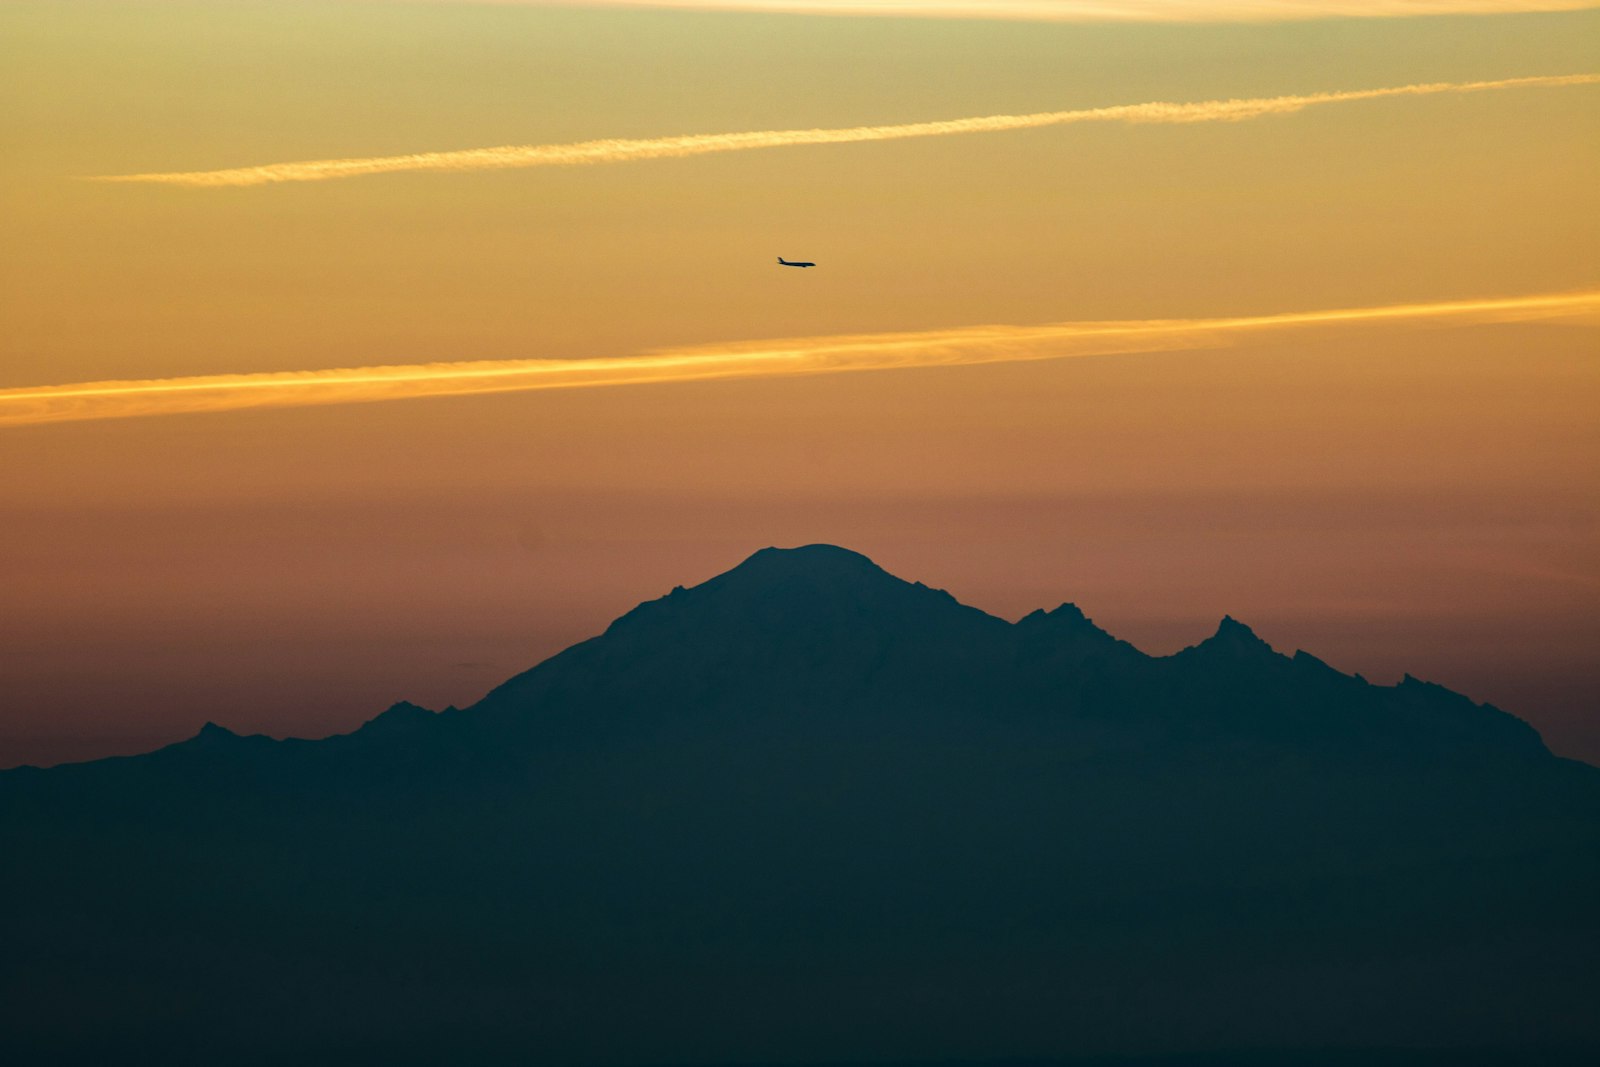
top-left (3, 545), bottom-right (1597, 1065)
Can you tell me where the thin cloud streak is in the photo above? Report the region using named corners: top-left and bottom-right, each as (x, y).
top-left (3, 291), bottom-right (1595, 428)
top-left (90, 74), bottom-right (1599, 188)
top-left (401, 2), bottom-right (1600, 23)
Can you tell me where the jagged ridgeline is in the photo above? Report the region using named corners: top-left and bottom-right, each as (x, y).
top-left (4, 546), bottom-right (1598, 1066)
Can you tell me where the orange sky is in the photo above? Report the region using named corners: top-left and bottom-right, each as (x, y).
top-left (1, 0), bottom-right (1596, 766)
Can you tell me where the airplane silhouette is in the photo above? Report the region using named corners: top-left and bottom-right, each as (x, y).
top-left (777, 257), bottom-right (816, 268)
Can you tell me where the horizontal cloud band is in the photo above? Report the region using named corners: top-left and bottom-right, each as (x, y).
top-left (90, 73), bottom-right (1599, 188)
top-left (374, 2), bottom-right (1600, 24)
top-left (3, 291), bottom-right (1595, 427)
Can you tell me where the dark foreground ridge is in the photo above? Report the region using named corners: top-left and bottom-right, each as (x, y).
top-left (3, 545), bottom-right (1597, 1065)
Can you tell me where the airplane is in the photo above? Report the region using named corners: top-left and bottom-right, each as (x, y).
top-left (777, 257), bottom-right (816, 268)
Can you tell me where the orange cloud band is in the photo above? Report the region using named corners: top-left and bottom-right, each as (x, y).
top-left (89, 73), bottom-right (1600, 188)
top-left (3, 291), bottom-right (1595, 428)
top-left (373, 2), bottom-right (1600, 24)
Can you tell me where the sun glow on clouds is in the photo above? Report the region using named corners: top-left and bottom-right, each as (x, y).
top-left (88, 75), bottom-right (1599, 188)
top-left (2, 292), bottom-right (1594, 428)
top-left (410, 1), bottom-right (1600, 22)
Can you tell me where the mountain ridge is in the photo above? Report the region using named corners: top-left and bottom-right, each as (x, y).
top-left (2, 544), bottom-right (1595, 1065)
top-left (373, 544), bottom-right (1555, 763)
top-left (6, 543), bottom-right (1553, 769)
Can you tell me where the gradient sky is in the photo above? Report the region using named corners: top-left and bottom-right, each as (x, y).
top-left (2, 0), bottom-right (1597, 766)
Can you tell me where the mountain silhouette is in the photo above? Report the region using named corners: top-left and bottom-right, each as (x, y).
top-left (3, 545), bottom-right (1597, 1066)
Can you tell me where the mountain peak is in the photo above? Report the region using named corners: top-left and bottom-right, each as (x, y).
top-left (1016, 602), bottom-right (1119, 643)
top-left (727, 543), bottom-right (892, 581)
top-left (1178, 614), bottom-right (1280, 661)
top-left (1021, 602), bottom-right (1088, 625)
top-left (1013, 601), bottom-right (1141, 670)
top-left (484, 544), bottom-right (1008, 714)
top-left (1215, 614), bottom-right (1261, 640)
top-left (161, 720), bottom-right (248, 756)
top-left (356, 701), bottom-right (438, 736)
top-left (599, 543), bottom-right (998, 640)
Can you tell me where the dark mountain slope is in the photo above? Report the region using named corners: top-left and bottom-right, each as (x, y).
top-left (2, 545), bottom-right (1596, 1066)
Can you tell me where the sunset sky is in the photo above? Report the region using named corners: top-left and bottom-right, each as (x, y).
top-left (2, 0), bottom-right (1597, 767)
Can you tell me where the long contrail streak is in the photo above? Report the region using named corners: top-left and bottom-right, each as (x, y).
top-left (89, 73), bottom-right (1599, 188)
top-left (3, 291), bottom-right (1594, 428)
top-left (516, 1), bottom-right (1600, 20)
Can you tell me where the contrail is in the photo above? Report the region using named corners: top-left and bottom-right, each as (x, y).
top-left (3, 291), bottom-right (1594, 428)
top-left (90, 73), bottom-right (1599, 188)
top-left (365, 2), bottom-right (1600, 23)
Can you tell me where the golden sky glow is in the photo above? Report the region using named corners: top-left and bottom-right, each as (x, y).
top-left (2, 290), bottom-right (1595, 427)
top-left (90, 73), bottom-right (1600, 188)
top-left (419, 1), bottom-right (1600, 23)
top-left (1, 0), bottom-right (1596, 768)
